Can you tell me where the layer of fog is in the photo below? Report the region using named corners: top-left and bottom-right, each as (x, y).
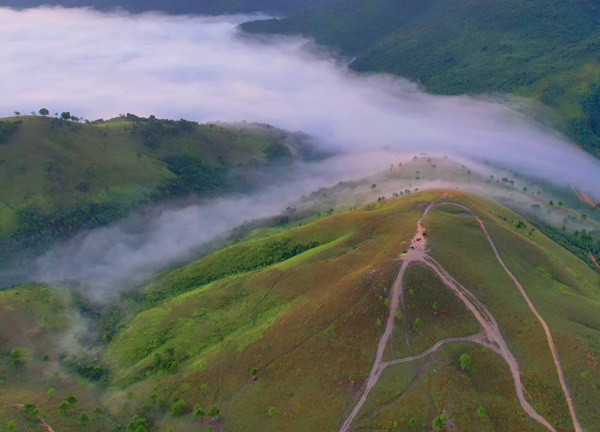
top-left (34, 151), bottom-right (399, 300)
top-left (1, 7), bottom-right (599, 297)
top-left (2, 7), bottom-right (599, 196)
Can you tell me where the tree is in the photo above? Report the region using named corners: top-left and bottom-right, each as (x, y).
top-left (193, 406), bottom-right (204, 418)
top-left (170, 399), bottom-right (189, 416)
top-left (267, 406), bottom-right (276, 417)
top-left (432, 414), bottom-right (447, 431)
top-left (413, 317), bottom-right (422, 331)
top-left (66, 394), bottom-right (77, 405)
top-left (250, 367), bottom-right (259, 380)
top-left (79, 412), bottom-right (90, 425)
top-left (39, 108), bottom-right (49, 116)
top-left (23, 403), bottom-right (38, 416)
top-left (9, 349), bottom-right (24, 367)
top-left (127, 415), bottom-right (149, 432)
top-left (58, 401), bottom-right (72, 415)
top-left (208, 405), bottom-right (220, 419)
top-left (477, 406), bottom-right (485, 417)
top-left (459, 353), bottom-right (473, 372)
top-left (60, 112), bottom-right (71, 120)
top-left (7, 420), bottom-right (16, 431)
top-left (549, 200), bottom-right (554, 206)
top-left (432, 301), bottom-right (440, 314)
top-left (13, 111), bottom-right (20, 117)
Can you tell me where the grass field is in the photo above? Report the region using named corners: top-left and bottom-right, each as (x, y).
top-left (0, 190), bottom-right (598, 431)
top-left (424, 193), bottom-right (600, 430)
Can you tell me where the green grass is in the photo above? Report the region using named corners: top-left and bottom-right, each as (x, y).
top-left (0, 115), bottom-right (308, 262)
top-left (0, 285), bottom-right (119, 432)
top-left (424, 193), bottom-right (600, 430)
top-left (357, 342), bottom-right (545, 431)
top-left (384, 263), bottom-right (480, 361)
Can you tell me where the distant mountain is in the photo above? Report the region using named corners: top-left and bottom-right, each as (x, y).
top-left (0, 0), bottom-right (324, 15)
top-left (243, 0), bottom-right (600, 156)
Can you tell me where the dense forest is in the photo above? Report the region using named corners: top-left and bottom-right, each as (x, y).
top-left (243, 0), bottom-right (600, 156)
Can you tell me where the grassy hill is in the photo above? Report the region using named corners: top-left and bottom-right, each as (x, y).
top-left (0, 190), bottom-right (597, 431)
top-left (242, 0), bottom-right (600, 156)
top-left (0, 115), bottom-right (310, 263)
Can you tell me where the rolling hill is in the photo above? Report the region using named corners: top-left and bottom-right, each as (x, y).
top-left (242, 0), bottom-right (600, 156)
top-left (0, 190), bottom-right (598, 431)
top-left (0, 114), bottom-right (312, 265)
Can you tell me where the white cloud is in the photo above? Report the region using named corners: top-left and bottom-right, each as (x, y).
top-left (0, 6), bottom-right (598, 197)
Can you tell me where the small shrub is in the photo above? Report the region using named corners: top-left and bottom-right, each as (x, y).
top-left (459, 353), bottom-right (473, 372)
top-left (170, 399), bottom-right (189, 417)
top-left (207, 405), bottom-right (220, 419)
top-left (79, 412), bottom-right (90, 425)
top-left (9, 349), bottom-right (24, 368)
top-left (23, 403), bottom-right (38, 416)
top-left (58, 401), bottom-right (72, 415)
top-left (432, 414), bottom-right (447, 431)
top-left (127, 414), bottom-right (149, 432)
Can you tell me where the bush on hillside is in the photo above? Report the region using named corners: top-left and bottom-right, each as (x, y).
top-left (0, 121), bottom-right (20, 144)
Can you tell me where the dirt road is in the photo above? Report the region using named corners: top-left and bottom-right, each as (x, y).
top-left (1, 401), bottom-right (55, 432)
top-left (442, 202), bottom-right (582, 432)
top-left (339, 200), bottom-right (579, 432)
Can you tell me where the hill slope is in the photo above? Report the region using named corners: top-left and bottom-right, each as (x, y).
top-left (242, 0), bottom-right (600, 156)
top-left (0, 190), bottom-right (598, 431)
top-left (0, 115), bottom-right (311, 262)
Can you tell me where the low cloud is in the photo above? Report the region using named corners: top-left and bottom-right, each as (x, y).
top-left (0, 6), bottom-right (598, 295)
top-left (33, 152), bottom-right (396, 299)
top-left (1, 6), bottom-right (598, 196)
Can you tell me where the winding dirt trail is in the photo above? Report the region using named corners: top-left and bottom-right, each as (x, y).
top-left (1, 401), bottom-right (55, 432)
top-left (339, 200), bottom-right (580, 432)
top-left (338, 203), bottom-right (434, 432)
top-left (441, 202), bottom-right (582, 432)
top-left (383, 333), bottom-right (486, 367)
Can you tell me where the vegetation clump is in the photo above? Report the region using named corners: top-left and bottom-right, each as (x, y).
top-left (459, 353), bottom-right (473, 372)
top-left (0, 120), bottom-right (20, 144)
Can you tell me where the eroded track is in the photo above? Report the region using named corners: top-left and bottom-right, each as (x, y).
top-left (339, 201), bottom-right (580, 432)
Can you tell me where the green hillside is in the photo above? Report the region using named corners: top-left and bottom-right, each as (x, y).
top-left (0, 115), bottom-right (309, 262)
top-left (1, 190), bottom-right (597, 431)
top-left (242, 0), bottom-right (600, 156)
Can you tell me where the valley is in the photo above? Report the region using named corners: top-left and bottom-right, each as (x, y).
top-left (0, 3), bottom-right (599, 431)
